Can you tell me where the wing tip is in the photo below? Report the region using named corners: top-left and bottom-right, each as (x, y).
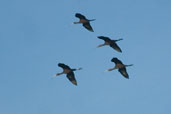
top-left (125, 76), bottom-right (129, 79)
top-left (97, 36), bottom-right (103, 38)
top-left (72, 81), bottom-right (77, 86)
top-left (89, 29), bottom-right (94, 32)
top-left (86, 28), bottom-right (94, 32)
top-left (116, 49), bottom-right (122, 53)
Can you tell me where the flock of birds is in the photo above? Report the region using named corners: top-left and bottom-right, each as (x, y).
top-left (55, 13), bottom-right (133, 86)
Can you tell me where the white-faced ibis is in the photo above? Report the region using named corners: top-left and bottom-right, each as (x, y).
top-left (55, 63), bottom-right (82, 85)
top-left (73, 13), bottom-right (95, 32)
top-left (97, 36), bottom-right (123, 52)
top-left (106, 58), bottom-right (133, 79)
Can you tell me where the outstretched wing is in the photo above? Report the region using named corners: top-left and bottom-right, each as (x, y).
top-left (111, 58), bottom-right (123, 65)
top-left (83, 22), bottom-right (94, 32)
top-left (58, 63), bottom-right (71, 70)
top-left (97, 36), bottom-right (111, 42)
top-left (75, 13), bottom-right (86, 19)
top-left (110, 42), bottom-right (122, 52)
top-left (66, 72), bottom-right (77, 85)
top-left (118, 68), bottom-right (129, 79)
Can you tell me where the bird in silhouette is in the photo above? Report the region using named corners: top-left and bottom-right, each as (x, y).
top-left (106, 57), bottom-right (133, 79)
top-left (55, 63), bottom-right (82, 85)
top-left (73, 13), bottom-right (95, 32)
top-left (97, 36), bottom-right (123, 52)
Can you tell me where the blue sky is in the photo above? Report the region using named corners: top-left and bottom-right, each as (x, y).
top-left (0, 0), bottom-right (171, 114)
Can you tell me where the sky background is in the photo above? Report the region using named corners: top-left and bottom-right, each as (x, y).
top-left (0, 0), bottom-right (171, 114)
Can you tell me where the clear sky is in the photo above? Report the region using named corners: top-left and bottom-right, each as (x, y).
top-left (0, 0), bottom-right (171, 114)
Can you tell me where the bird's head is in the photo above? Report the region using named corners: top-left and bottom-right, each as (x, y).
top-left (111, 57), bottom-right (118, 62)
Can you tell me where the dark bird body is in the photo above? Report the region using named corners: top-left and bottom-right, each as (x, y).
top-left (73, 13), bottom-right (95, 32)
top-left (97, 36), bottom-right (123, 52)
top-left (55, 63), bottom-right (82, 85)
top-left (106, 58), bottom-right (133, 79)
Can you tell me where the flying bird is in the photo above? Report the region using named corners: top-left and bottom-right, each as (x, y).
top-left (55, 63), bottom-right (82, 85)
top-left (97, 36), bottom-right (123, 52)
top-left (73, 13), bottom-right (95, 32)
top-left (106, 57), bottom-right (133, 79)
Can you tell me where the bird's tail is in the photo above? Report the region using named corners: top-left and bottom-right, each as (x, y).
top-left (105, 67), bottom-right (116, 72)
top-left (125, 64), bottom-right (133, 67)
top-left (77, 68), bottom-right (82, 70)
top-left (89, 19), bottom-right (96, 21)
top-left (117, 38), bottom-right (123, 41)
top-left (52, 74), bottom-right (57, 78)
top-left (97, 44), bottom-right (105, 48)
top-left (53, 72), bottom-right (63, 77)
top-left (112, 39), bottom-right (123, 43)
